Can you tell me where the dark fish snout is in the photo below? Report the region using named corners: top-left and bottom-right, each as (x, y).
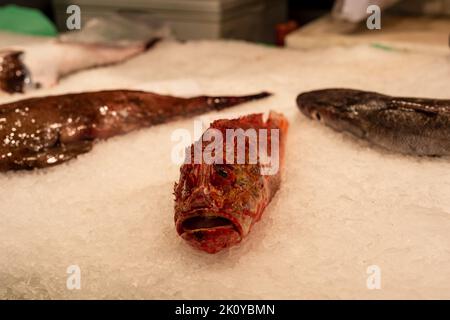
top-left (297, 88), bottom-right (362, 122)
top-left (296, 91), bottom-right (325, 121)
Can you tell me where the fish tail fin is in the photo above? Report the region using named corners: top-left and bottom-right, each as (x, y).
top-left (144, 38), bottom-right (161, 50)
top-left (206, 92), bottom-right (272, 110)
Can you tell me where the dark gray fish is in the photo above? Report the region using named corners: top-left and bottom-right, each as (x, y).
top-left (0, 90), bottom-right (270, 171)
top-left (297, 88), bottom-right (450, 156)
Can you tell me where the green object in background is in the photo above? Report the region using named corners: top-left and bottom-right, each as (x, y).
top-left (371, 42), bottom-right (410, 53)
top-left (371, 43), bottom-right (396, 51)
top-left (0, 4), bottom-right (57, 37)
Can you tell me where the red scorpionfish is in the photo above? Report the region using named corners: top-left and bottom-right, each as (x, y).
top-left (174, 111), bottom-right (288, 253)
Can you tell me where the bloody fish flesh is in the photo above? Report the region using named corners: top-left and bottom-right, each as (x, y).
top-left (0, 90), bottom-right (270, 171)
top-left (174, 112), bottom-right (288, 253)
top-left (297, 88), bottom-right (450, 156)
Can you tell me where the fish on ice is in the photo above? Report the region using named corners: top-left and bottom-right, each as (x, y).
top-left (0, 89), bottom-right (271, 171)
top-left (174, 112), bottom-right (288, 253)
top-left (297, 88), bottom-right (450, 156)
top-left (0, 39), bottom-right (159, 94)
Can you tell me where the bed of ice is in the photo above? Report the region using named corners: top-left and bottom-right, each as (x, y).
top-left (0, 39), bottom-right (449, 299)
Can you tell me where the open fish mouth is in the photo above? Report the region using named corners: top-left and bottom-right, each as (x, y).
top-left (181, 216), bottom-right (235, 231)
top-left (178, 215), bottom-right (242, 254)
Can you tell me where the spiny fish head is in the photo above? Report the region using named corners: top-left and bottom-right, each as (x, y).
top-left (174, 162), bottom-right (264, 253)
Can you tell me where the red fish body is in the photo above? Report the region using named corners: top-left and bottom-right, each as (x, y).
top-left (0, 90), bottom-right (270, 171)
top-left (174, 112), bottom-right (288, 253)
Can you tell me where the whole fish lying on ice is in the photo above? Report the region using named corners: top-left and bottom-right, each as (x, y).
top-left (297, 88), bottom-right (450, 156)
top-left (0, 39), bottom-right (159, 94)
top-left (0, 90), bottom-right (270, 171)
top-left (174, 112), bottom-right (288, 253)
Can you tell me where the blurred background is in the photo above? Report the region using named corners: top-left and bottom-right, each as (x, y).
top-left (1, 0), bottom-right (320, 43)
top-left (0, 0), bottom-right (449, 49)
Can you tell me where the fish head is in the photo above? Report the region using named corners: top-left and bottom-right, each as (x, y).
top-left (174, 156), bottom-right (266, 254)
top-left (0, 50), bottom-right (32, 94)
top-left (174, 112), bottom-right (287, 253)
top-left (296, 89), bottom-right (370, 137)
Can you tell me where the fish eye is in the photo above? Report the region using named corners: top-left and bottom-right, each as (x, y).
top-left (312, 111), bottom-right (321, 121)
top-left (211, 164), bottom-right (236, 187)
top-left (217, 168), bottom-right (227, 178)
top-left (214, 165), bottom-right (228, 178)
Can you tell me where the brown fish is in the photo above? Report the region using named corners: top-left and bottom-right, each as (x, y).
top-left (0, 90), bottom-right (270, 171)
top-left (297, 88), bottom-right (450, 156)
top-left (174, 112), bottom-right (288, 253)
